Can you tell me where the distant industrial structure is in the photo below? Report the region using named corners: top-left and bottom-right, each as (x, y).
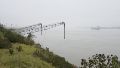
top-left (14, 22), bottom-right (66, 39)
top-left (91, 26), bottom-right (120, 30)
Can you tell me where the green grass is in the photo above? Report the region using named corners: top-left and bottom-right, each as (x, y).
top-left (0, 43), bottom-right (54, 68)
top-left (0, 25), bottom-right (73, 68)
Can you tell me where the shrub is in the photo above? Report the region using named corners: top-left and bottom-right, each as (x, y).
top-left (0, 30), bottom-right (12, 49)
top-left (0, 24), bottom-right (35, 45)
top-left (0, 38), bottom-right (12, 49)
top-left (0, 31), bottom-right (4, 40)
top-left (16, 46), bottom-right (23, 52)
top-left (80, 54), bottom-right (120, 68)
top-left (35, 43), bottom-right (42, 48)
top-left (9, 48), bottom-right (14, 55)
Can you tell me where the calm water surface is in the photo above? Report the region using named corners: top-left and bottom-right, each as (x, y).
top-left (34, 29), bottom-right (120, 66)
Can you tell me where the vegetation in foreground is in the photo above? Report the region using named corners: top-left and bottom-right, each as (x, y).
top-left (0, 24), bottom-right (74, 68)
top-left (80, 54), bottom-right (120, 68)
top-left (0, 43), bottom-right (54, 68)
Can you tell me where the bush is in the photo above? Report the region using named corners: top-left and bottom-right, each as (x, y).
top-left (0, 30), bottom-right (12, 49)
top-left (0, 31), bottom-right (4, 40)
top-left (0, 38), bottom-right (12, 49)
top-left (80, 54), bottom-right (120, 68)
top-left (16, 46), bottom-right (23, 52)
top-left (4, 31), bottom-right (35, 45)
top-left (9, 48), bottom-right (14, 55)
top-left (0, 24), bottom-right (35, 45)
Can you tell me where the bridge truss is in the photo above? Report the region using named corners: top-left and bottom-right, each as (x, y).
top-left (14, 22), bottom-right (66, 39)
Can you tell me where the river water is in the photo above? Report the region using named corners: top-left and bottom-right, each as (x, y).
top-left (34, 28), bottom-right (120, 66)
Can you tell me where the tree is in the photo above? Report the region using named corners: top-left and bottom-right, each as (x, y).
top-left (80, 54), bottom-right (120, 68)
top-left (27, 33), bottom-right (34, 40)
top-left (26, 33), bottom-right (34, 45)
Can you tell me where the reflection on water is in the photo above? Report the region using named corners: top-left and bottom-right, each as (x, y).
top-left (34, 29), bottom-right (120, 66)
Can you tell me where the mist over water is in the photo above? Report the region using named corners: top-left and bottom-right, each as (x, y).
top-left (34, 29), bottom-right (120, 66)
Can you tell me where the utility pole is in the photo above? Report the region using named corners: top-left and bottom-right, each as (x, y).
top-left (63, 22), bottom-right (65, 39)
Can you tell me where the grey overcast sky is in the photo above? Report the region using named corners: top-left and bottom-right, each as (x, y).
top-left (0, 0), bottom-right (120, 30)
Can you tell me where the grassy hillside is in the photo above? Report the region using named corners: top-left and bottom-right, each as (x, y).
top-left (0, 43), bottom-right (54, 68)
top-left (0, 24), bottom-right (74, 68)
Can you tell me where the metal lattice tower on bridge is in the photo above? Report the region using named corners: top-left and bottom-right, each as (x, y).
top-left (14, 22), bottom-right (66, 39)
